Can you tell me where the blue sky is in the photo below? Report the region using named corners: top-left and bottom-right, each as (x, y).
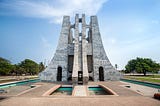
top-left (0, 0), bottom-right (160, 69)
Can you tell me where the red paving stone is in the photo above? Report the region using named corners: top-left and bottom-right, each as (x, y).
top-left (1, 96), bottom-right (159, 106)
top-left (0, 81), bottom-right (159, 106)
top-left (88, 81), bottom-right (141, 96)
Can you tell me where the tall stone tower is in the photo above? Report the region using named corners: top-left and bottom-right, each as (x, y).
top-left (39, 14), bottom-right (121, 85)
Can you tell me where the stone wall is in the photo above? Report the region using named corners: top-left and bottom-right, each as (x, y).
top-left (39, 14), bottom-right (122, 83)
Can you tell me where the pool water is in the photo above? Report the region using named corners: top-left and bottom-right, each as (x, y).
top-left (89, 87), bottom-right (104, 91)
top-left (52, 87), bottom-right (73, 95)
top-left (88, 87), bottom-right (112, 95)
top-left (51, 85), bottom-right (115, 96)
top-left (121, 79), bottom-right (160, 89)
top-left (56, 87), bottom-right (73, 91)
top-left (0, 79), bottom-right (40, 89)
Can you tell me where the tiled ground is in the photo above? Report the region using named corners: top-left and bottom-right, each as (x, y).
top-left (0, 81), bottom-right (159, 106)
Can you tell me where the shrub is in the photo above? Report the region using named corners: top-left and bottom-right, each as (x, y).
top-left (154, 93), bottom-right (160, 100)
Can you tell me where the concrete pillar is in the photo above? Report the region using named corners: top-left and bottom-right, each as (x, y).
top-left (82, 14), bottom-right (89, 84)
top-left (72, 14), bottom-right (79, 85)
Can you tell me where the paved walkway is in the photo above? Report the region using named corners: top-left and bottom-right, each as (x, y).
top-left (0, 81), bottom-right (160, 106)
top-left (19, 82), bottom-right (55, 97)
top-left (72, 85), bottom-right (88, 96)
top-left (1, 96), bottom-right (159, 106)
top-left (88, 81), bottom-right (141, 96)
top-left (120, 81), bottom-right (159, 97)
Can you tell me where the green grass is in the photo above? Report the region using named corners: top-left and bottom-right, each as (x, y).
top-left (0, 76), bottom-right (38, 84)
top-left (0, 79), bottom-right (17, 84)
top-left (147, 74), bottom-right (160, 78)
top-left (124, 75), bottom-right (160, 83)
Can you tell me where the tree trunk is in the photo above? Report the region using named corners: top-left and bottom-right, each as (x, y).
top-left (143, 70), bottom-right (146, 76)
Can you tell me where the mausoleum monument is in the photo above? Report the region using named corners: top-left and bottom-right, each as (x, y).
top-left (39, 14), bottom-right (121, 85)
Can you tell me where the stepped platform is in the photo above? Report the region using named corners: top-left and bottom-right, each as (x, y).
top-left (0, 81), bottom-right (159, 106)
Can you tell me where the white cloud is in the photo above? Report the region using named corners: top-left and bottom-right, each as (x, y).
top-left (41, 36), bottom-right (51, 48)
top-left (0, 0), bottom-right (108, 24)
top-left (104, 34), bottom-right (160, 69)
top-left (99, 14), bottom-right (160, 69)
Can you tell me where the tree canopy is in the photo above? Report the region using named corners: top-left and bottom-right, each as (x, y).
top-left (0, 57), bottom-right (13, 75)
top-left (0, 57), bottom-right (45, 76)
top-left (125, 57), bottom-right (160, 75)
top-left (19, 59), bottom-right (39, 75)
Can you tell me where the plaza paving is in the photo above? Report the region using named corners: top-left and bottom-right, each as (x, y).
top-left (0, 81), bottom-right (160, 106)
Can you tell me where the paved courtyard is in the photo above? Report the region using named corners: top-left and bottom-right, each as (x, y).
top-left (0, 81), bottom-right (159, 106)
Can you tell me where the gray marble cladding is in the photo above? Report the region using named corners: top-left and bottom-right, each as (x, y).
top-left (39, 14), bottom-right (122, 83)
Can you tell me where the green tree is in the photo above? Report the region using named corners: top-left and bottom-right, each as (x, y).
top-left (19, 59), bottom-right (39, 75)
top-left (125, 59), bottom-right (137, 73)
top-left (0, 57), bottom-right (13, 75)
top-left (39, 62), bottom-right (45, 72)
top-left (11, 64), bottom-right (25, 75)
top-left (125, 57), bottom-right (160, 76)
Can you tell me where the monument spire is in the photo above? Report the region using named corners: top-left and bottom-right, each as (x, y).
top-left (39, 14), bottom-right (121, 84)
